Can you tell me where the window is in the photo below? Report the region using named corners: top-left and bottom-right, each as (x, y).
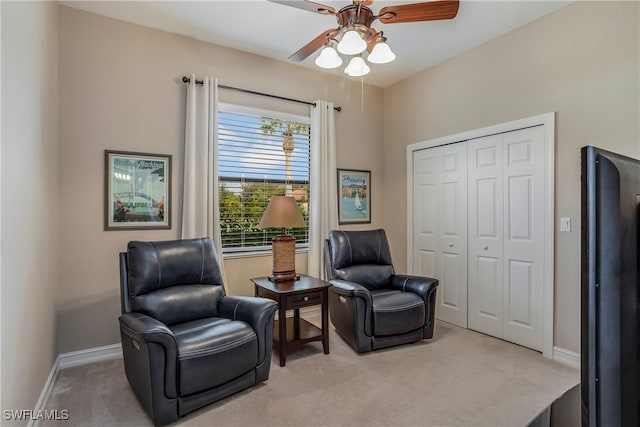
top-left (218, 104), bottom-right (310, 253)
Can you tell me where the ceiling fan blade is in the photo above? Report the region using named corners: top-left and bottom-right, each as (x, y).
top-left (268, 0), bottom-right (335, 15)
top-left (378, 0), bottom-right (459, 24)
top-left (289, 28), bottom-right (340, 62)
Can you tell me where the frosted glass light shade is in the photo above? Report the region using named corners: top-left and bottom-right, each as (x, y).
top-left (337, 29), bottom-right (367, 55)
top-left (344, 56), bottom-right (370, 77)
top-left (315, 46), bottom-right (343, 69)
top-left (368, 42), bottom-right (396, 64)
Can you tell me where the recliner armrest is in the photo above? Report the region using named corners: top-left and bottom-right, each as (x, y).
top-left (218, 296), bottom-right (277, 329)
top-left (119, 312), bottom-right (176, 343)
top-left (390, 274), bottom-right (439, 301)
top-left (329, 279), bottom-right (373, 306)
top-left (119, 313), bottom-right (178, 359)
top-left (218, 296), bottom-right (277, 365)
top-left (329, 279), bottom-right (374, 342)
top-left (119, 312), bottom-right (179, 401)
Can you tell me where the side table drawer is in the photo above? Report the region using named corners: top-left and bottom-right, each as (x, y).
top-left (286, 291), bottom-right (322, 308)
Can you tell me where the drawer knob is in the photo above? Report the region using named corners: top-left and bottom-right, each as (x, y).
top-left (303, 296), bottom-right (309, 301)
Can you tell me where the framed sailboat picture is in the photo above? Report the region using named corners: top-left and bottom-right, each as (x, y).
top-left (337, 169), bottom-right (371, 224)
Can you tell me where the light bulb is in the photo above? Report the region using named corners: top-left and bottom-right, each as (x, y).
top-left (368, 41), bottom-right (396, 64)
top-left (337, 29), bottom-right (367, 55)
top-left (315, 45), bottom-right (342, 69)
top-left (344, 56), bottom-right (370, 77)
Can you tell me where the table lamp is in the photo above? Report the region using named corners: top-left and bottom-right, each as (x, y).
top-left (259, 196), bottom-right (305, 282)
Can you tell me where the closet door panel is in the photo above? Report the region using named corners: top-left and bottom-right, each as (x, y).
top-left (413, 149), bottom-right (439, 280)
top-left (418, 250), bottom-right (437, 278)
top-left (441, 253), bottom-right (461, 307)
top-left (508, 175), bottom-right (533, 240)
top-left (477, 256), bottom-right (500, 316)
top-left (502, 126), bottom-right (545, 351)
top-left (436, 143), bottom-right (468, 327)
top-left (467, 135), bottom-right (504, 337)
top-left (508, 260), bottom-right (534, 326)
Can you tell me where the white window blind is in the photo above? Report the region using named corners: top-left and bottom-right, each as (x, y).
top-left (218, 104), bottom-right (310, 253)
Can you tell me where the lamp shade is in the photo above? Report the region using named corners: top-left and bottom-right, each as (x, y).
top-left (344, 56), bottom-right (370, 77)
top-left (259, 196), bottom-right (305, 229)
top-left (337, 29), bottom-right (367, 55)
top-left (368, 41), bottom-right (396, 64)
top-left (315, 45), bottom-right (343, 69)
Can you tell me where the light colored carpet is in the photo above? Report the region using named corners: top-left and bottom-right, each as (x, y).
top-left (41, 319), bottom-right (579, 427)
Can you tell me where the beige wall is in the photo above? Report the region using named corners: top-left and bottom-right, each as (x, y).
top-left (383, 1), bottom-right (639, 354)
top-left (1, 0), bottom-right (59, 415)
top-left (57, 6), bottom-right (384, 353)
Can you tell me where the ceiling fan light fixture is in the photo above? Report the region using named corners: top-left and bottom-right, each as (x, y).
top-left (315, 45), bottom-right (343, 69)
top-left (344, 56), bottom-right (370, 77)
top-left (368, 41), bottom-right (396, 64)
top-left (337, 29), bottom-right (367, 55)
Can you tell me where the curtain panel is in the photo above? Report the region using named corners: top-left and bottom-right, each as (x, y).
top-left (308, 100), bottom-right (338, 279)
top-left (181, 75), bottom-right (226, 277)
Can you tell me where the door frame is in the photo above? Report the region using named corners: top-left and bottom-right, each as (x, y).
top-left (406, 112), bottom-right (555, 359)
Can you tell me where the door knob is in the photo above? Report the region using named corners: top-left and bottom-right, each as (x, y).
top-left (449, 242), bottom-right (454, 248)
top-left (483, 245), bottom-right (488, 251)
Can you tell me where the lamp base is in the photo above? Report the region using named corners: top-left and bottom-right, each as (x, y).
top-left (268, 272), bottom-right (300, 282)
top-left (269, 234), bottom-right (300, 282)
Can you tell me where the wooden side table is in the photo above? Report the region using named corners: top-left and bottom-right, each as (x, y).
top-left (252, 275), bottom-right (331, 367)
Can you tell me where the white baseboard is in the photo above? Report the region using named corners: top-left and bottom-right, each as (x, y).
top-left (552, 346), bottom-right (580, 370)
top-left (29, 357), bottom-right (61, 427)
top-left (30, 344), bottom-right (122, 427)
top-left (58, 343), bottom-right (122, 370)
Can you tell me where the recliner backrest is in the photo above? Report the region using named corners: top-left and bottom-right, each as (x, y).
top-left (124, 237), bottom-right (225, 325)
top-left (327, 229), bottom-right (395, 290)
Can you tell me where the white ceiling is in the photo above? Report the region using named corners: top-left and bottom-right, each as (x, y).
top-left (60, 0), bottom-right (572, 88)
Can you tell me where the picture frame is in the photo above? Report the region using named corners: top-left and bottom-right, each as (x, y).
top-left (105, 150), bottom-right (171, 230)
top-left (337, 169), bottom-right (371, 224)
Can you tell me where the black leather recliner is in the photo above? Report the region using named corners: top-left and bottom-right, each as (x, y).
top-left (324, 229), bottom-right (439, 353)
top-left (118, 238), bottom-right (277, 426)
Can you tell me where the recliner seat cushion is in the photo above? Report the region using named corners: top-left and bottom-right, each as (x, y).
top-left (170, 317), bottom-right (258, 396)
top-left (370, 290), bottom-right (425, 336)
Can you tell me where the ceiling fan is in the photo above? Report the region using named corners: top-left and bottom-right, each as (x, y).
top-left (269, 0), bottom-right (459, 76)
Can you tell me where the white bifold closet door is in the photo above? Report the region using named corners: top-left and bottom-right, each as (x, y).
top-left (467, 134), bottom-right (504, 338)
top-left (467, 126), bottom-right (545, 351)
top-left (413, 125), bottom-right (546, 351)
top-left (413, 143), bottom-right (468, 328)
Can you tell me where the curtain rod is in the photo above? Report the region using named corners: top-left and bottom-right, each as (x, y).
top-left (182, 76), bottom-right (341, 112)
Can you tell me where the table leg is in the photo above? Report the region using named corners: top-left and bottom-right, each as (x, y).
top-left (322, 288), bottom-right (330, 354)
top-left (294, 308), bottom-right (300, 339)
top-left (278, 302), bottom-right (287, 367)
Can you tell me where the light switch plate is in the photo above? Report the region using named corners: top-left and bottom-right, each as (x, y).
top-left (560, 217), bottom-right (571, 232)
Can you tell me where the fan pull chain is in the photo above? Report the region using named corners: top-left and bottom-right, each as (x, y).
top-left (361, 75), bottom-right (364, 114)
